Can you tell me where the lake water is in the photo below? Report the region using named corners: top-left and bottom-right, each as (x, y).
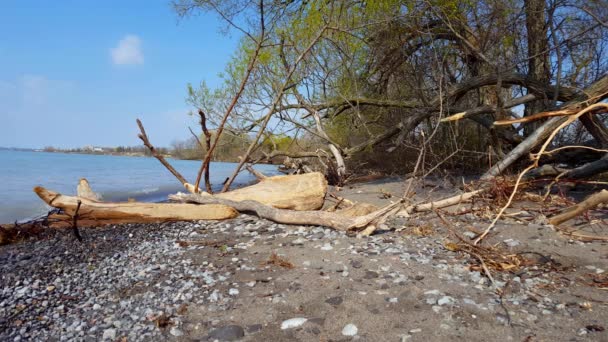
top-left (0, 150), bottom-right (279, 223)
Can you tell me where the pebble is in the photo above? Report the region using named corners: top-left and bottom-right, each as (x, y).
top-left (437, 296), bottom-right (455, 306)
top-left (281, 318), bottom-right (308, 329)
top-left (102, 328), bottom-right (116, 341)
top-left (342, 323), bottom-right (358, 336)
top-left (0, 214), bottom-right (586, 341)
top-left (170, 327), bottom-right (184, 337)
top-left (207, 325), bottom-right (245, 341)
top-left (321, 243), bottom-right (334, 251)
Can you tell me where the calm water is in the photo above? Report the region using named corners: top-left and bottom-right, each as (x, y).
top-left (0, 150), bottom-right (279, 223)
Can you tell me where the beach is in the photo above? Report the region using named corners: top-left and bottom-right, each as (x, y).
top-left (1, 178), bottom-right (607, 341)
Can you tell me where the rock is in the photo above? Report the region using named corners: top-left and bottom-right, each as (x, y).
top-left (325, 296), bottom-right (343, 306)
top-left (170, 327), bottom-right (184, 337)
top-left (246, 324), bottom-right (263, 333)
top-left (350, 260), bottom-right (363, 269)
top-left (424, 289), bottom-right (441, 296)
top-left (102, 328), bottom-right (116, 341)
top-left (364, 271), bottom-right (379, 279)
top-left (342, 323), bottom-right (358, 336)
top-left (207, 325), bottom-right (245, 341)
top-left (503, 239), bottom-right (520, 247)
top-left (93, 304), bottom-right (101, 310)
top-left (228, 288), bottom-right (239, 296)
top-left (437, 296), bottom-right (455, 306)
top-left (291, 238), bottom-right (306, 245)
top-left (320, 243), bottom-right (333, 251)
top-left (281, 318), bottom-right (308, 330)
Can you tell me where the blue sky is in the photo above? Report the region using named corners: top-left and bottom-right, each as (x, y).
top-left (0, 0), bottom-right (240, 149)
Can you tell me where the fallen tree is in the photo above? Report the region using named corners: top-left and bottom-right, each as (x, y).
top-left (34, 186), bottom-right (238, 228)
top-left (170, 188), bottom-right (485, 233)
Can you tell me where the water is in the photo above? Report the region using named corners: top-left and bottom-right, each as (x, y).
top-left (0, 150), bottom-right (279, 223)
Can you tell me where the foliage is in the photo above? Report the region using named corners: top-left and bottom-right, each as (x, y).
top-left (175, 0), bottom-right (608, 176)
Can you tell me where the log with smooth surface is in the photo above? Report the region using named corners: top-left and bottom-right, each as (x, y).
top-left (184, 172), bottom-right (327, 211)
top-left (34, 186), bottom-right (238, 227)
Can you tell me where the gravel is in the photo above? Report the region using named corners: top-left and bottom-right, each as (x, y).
top-left (1, 213), bottom-right (606, 341)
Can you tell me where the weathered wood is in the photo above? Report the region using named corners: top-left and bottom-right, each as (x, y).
top-left (77, 178), bottom-right (102, 201)
top-left (170, 192), bottom-right (398, 231)
top-left (34, 186), bottom-right (238, 227)
top-left (185, 172), bottom-right (327, 211)
top-left (171, 189), bottom-right (483, 231)
top-left (549, 189), bottom-right (608, 226)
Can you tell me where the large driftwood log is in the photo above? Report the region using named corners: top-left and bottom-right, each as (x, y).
top-left (34, 186), bottom-right (238, 228)
top-left (184, 172), bottom-right (327, 211)
top-left (170, 189), bottom-right (483, 232)
top-left (549, 189), bottom-right (608, 226)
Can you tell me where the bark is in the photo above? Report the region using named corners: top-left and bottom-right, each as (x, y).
top-left (562, 154), bottom-right (608, 179)
top-left (579, 113), bottom-right (608, 148)
top-left (524, 0), bottom-right (552, 135)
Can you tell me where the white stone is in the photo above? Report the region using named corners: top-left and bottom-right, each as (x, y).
top-left (424, 289), bottom-right (441, 296)
top-left (102, 328), bottom-right (116, 340)
top-left (228, 288), bottom-right (239, 296)
top-left (342, 323), bottom-right (358, 336)
top-left (321, 243), bottom-right (333, 251)
top-left (281, 318), bottom-right (308, 330)
top-left (170, 327), bottom-right (184, 337)
top-left (437, 296), bottom-right (455, 306)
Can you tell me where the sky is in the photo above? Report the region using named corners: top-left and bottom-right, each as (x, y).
top-left (0, 0), bottom-right (241, 149)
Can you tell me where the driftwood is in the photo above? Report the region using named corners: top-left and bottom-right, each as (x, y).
top-left (184, 172), bottom-right (327, 211)
top-left (34, 186), bottom-right (238, 228)
top-left (170, 189), bottom-right (483, 232)
top-left (549, 189), bottom-right (608, 226)
top-left (77, 178), bottom-right (102, 201)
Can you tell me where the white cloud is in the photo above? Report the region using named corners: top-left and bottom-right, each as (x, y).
top-left (110, 34), bottom-right (144, 66)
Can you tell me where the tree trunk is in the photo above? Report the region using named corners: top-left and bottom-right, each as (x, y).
top-left (523, 0), bottom-right (551, 136)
